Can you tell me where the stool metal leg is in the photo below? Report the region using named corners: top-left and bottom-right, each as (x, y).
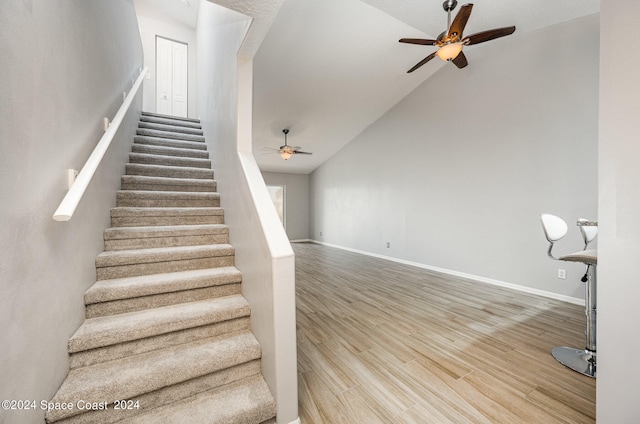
top-left (551, 264), bottom-right (596, 378)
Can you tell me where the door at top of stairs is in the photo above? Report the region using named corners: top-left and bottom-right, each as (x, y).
top-left (156, 36), bottom-right (188, 118)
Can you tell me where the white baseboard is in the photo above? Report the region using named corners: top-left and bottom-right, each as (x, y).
top-left (309, 240), bottom-right (584, 306)
top-left (289, 239), bottom-right (312, 243)
top-left (284, 418), bottom-right (301, 424)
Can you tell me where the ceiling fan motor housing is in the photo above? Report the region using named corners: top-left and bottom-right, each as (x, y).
top-left (443, 0), bottom-right (457, 12)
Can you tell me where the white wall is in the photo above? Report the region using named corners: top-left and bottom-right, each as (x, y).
top-left (309, 15), bottom-right (599, 302)
top-left (196, 2), bottom-right (298, 423)
top-left (0, 1), bottom-right (143, 423)
top-left (262, 172), bottom-right (310, 241)
top-left (597, 0), bottom-right (640, 420)
top-left (135, 0), bottom-right (198, 118)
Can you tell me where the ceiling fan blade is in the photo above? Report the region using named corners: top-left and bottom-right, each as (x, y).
top-left (448, 3), bottom-right (473, 40)
top-left (291, 146), bottom-right (302, 151)
top-left (294, 151), bottom-right (313, 155)
top-left (462, 26), bottom-right (516, 45)
top-left (452, 51), bottom-right (468, 69)
top-left (399, 38), bottom-right (438, 46)
top-left (407, 52), bottom-right (437, 73)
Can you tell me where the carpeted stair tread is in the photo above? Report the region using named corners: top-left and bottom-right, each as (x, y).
top-left (111, 206), bottom-right (224, 227)
top-left (69, 295), bottom-right (250, 353)
top-left (85, 267), bottom-right (242, 304)
top-left (131, 143), bottom-right (209, 159)
top-left (45, 332), bottom-right (262, 423)
top-left (118, 374), bottom-right (276, 424)
top-left (105, 224), bottom-right (228, 241)
top-left (103, 223), bottom-right (228, 250)
top-left (116, 190), bottom-right (220, 208)
top-left (138, 121), bottom-right (203, 136)
top-left (129, 152), bottom-right (211, 169)
top-left (120, 175), bottom-right (217, 192)
top-left (96, 244), bottom-right (234, 268)
top-left (111, 206), bottom-right (223, 219)
top-left (137, 128), bottom-right (205, 143)
top-left (126, 163), bottom-right (214, 179)
top-left (116, 190), bottom-right (220, 201)
top-left (134, 135), bottom-right (207, 150)
top-left (140, 115), bottom-right (202, 129)
top-left (142, 111), bottom-right (200, 124)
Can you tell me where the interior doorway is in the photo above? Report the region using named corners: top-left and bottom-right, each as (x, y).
top-left (266, 185), bottom-right (286, 229)
top-left (156, 36), bottom-right (188, 117)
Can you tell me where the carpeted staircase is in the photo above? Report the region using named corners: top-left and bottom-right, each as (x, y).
top-left (46, 112), bottom-right (276, 424)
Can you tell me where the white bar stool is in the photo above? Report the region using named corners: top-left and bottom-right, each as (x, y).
top-left (540, 213), bottom-right (597, 378)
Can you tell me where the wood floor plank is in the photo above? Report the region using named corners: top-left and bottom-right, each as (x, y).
top-left (294, 243), bottom-right (596, 423)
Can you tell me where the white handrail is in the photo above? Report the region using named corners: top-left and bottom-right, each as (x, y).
top-left (53, 67), bottom-right (148, 221)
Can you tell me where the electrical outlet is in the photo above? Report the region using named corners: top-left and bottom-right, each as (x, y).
top-left (558, 269), bottom-right (567, 279)
top-left (319, 231), bottom-right (322, 236)
top-left (386, 242), bottom-right (390, 248)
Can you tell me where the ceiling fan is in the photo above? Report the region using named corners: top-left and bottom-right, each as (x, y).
top-left (399, 0), bottom-right (515, 72)
top-left (265, 129), bottom-right (313, 160)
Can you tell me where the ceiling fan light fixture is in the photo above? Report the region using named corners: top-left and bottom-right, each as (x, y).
top-left (436, 42), bottom-right (463, 61)
top-left (279, 150), bottom-right (293, 160)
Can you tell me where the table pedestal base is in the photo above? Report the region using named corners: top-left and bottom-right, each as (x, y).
top-left (551, 346), bottom-right (596, 378)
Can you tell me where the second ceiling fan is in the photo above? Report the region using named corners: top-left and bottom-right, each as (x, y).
top-left (267, 129), bottom-right (313, 160)
top-left (399, 0), bottom-right (516, 72)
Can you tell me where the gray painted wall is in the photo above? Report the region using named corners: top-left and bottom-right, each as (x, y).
top-left (197, 3), bottom-right (298, 422)
top-left (310, 15), bottom-right (599, 301)
top-left (262, 172), bottom-right (310, 241)
top-left (0, 1), bottom-right (143, 422)
top-left (598, 0), bottom-right (640, 420)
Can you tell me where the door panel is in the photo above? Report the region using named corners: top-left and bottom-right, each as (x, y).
top-left (171, 42), bottom-right (188, 118)
top-left (156, 37), bottom-right (172, 115)
top-left (155, 36), bottom-right (188, 117)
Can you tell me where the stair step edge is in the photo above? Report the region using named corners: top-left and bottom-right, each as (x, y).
top-left (121, 175), bottom-right (217, 186)
top-left (69, 295), bottom-right (250, 353)
top-left (116, 191), bottom-right (220, 199)
top-left (46, 332), bottom-right (261, 422)
top-left (139, 116), bottom-right (202, 129)
top-left (110, 207), bottom-right (224, 218)
top-left (125, 164), bottom-right (214, 180)
top-left (136, 129), bottom-right (205, 142)
top-left (85, 267), bottom-right (242, 304)
top-left (134, 136), bottom-right (207, 150)
top-left (96, 244), bottom-right (234, 268)
top-left (104, 224), bottom-right (228, 241)
top-left (128, 153), bottom-right (211, 168)
top-left (138, 122), bottom-right (204, 135)
top-left (139, 120), bottom-right (203, 129)
top-left (48, 361), bottom-right (262, 424)
top-left (142, 111), bottom-right (200, 123)
top-left (118, 374), bottom-right (276, 424)
top-left (131, 144), bottom-right (209, 158)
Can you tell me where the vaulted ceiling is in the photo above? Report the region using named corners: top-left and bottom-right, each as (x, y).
top-left (141, 0), bottom-right (600, 174)
top-left (252, 0), bottom-right (599, 174)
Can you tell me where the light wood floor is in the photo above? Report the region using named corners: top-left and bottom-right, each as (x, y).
top-left (293, 242), bottom-right (595, 423)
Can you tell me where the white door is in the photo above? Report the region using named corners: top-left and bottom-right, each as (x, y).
top-left (156, 36), bottom-right (188, 117)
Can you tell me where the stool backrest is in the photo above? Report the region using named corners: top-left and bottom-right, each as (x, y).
top-left (541, 213), bottom-right (568, 243)
top-left (578, 218), bottom-right (598, 248)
